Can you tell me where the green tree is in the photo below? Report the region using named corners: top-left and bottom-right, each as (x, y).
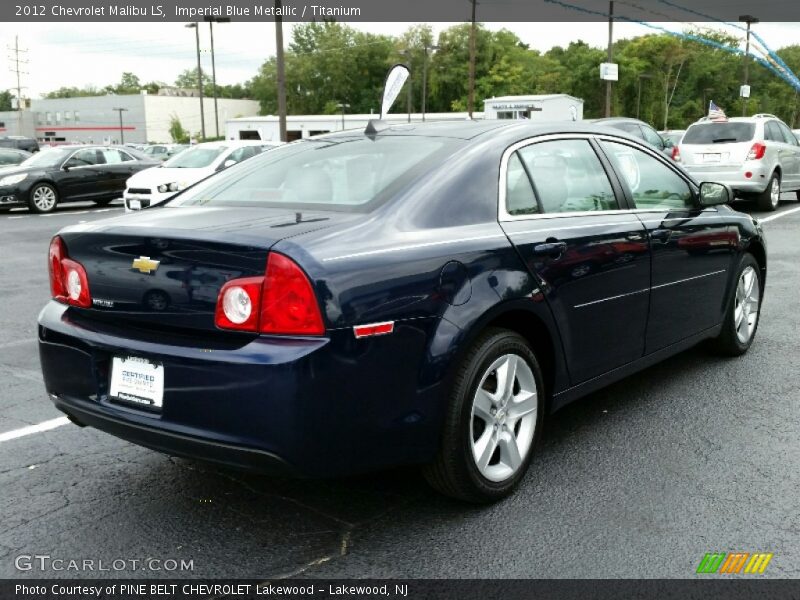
top-left (168, 114), bottom-right (189, 143)
top-left (0, 90), bottom-right (13, 111)
top-left (175, 68), bottom-right (213, 90)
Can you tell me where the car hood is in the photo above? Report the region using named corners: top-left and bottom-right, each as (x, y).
top-left (0, 165), bottom-right (45, 178)
top-left (127, 166), bottom-right (215, 188)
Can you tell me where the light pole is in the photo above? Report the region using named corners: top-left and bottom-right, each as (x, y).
top-left (204, 16), bottom-right (230, 139)
top-left (421, 44), bottom-right (440, 121)
top-left (739, 14), bottom-right (759, 117)
top-left (336, 103), bottom-right (350, 131)
top-left (275, 0), bottom-right (287, 142)
top-left (605, 0), bottom-right (614, 118)
top-left (185, 22), bottom-right (206, 140)
top-left (112, 107), bottom-right (128, 144)
top-left (467, 0), bottom-right (477, 118)
top-left (636, 73), bottom-right (652, 120)
top-left (399, 49), bottom-right (413, 123)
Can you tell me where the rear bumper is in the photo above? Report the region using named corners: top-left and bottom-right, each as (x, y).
top-left (682, 163), bottom-right (772, 194)
top-left (38, 301), bottom-right (442, 477)
top-left (52, 393), bottom-right (292, 475)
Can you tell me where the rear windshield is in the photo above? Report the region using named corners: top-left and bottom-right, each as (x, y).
top-left (169, 136), bottom-right (460, 212)
top-left (682, 123), bottom-right (756, 144)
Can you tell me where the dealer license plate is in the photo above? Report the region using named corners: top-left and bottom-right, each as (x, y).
top-left (109, 356), bottom-right (164, 409)
top-left (127, 198), bottom-right (142, 210)
top-left (702, 153), bottom-right (721, 163)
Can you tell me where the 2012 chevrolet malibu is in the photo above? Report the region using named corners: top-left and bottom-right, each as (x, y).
top-left (38, 121), bottom-right (766, 502)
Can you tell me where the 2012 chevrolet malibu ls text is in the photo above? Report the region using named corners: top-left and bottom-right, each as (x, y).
top-left (38, 121), bottom-right (766, 502)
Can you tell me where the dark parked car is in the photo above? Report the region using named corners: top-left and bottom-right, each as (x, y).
top-left (0, 145), bottom-right (160, 213)
top-left (0, 135), bottom-right (39, 153)
top-left (38, 121), bottom-right (766, 502)
top-left (592, 117), bottom-right (678, 161)
top-left (0, 147), bottom-right (32, 168)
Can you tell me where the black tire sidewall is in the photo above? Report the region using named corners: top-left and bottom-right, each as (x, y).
top-left (27, 183), bottom-right (58, 214)
top-left (757, 173), bottom-right (780, 211)
top-left (719, 254), bottom-right (763, 354)
top-left (454, 330), bottom-right (545, 500)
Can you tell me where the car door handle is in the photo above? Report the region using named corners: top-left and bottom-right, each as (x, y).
top-left (533, 241), bottom-right (568, 256)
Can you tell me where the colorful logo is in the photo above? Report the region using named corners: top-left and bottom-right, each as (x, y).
top-left (697, 552), bottom-right (773, 574)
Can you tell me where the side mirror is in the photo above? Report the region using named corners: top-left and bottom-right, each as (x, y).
top-left (662, 137), bottom-right (674, 148)
top-left (698, 181), bottom-right (731, 206)
top-left (223, 159), bottom-right (236, 169)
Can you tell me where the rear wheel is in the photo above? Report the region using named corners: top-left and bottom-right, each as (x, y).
top-left (709, 253), bottom-right (762, 356)
top-left (28, 183), bottom-right (58, 214)
top-left (423, 328), bottom-right (544, 503)
top-left (755, 173), bottom-right (780, 211)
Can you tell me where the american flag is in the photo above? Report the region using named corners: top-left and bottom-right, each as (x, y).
top-left (708, 101), bottom-right (728, 122)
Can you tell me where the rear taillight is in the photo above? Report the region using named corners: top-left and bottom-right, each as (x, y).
top-left (671, 146), bottom-right (681, 162)
top-left (747, 142), bottom-right (767, 160)
top-left (48, 236), bottom-right (91, 308)
top-left (214, 253), bottom-right (325, 336)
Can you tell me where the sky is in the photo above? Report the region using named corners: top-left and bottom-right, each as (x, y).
top-left (1, 21), bottom-right (799, 99)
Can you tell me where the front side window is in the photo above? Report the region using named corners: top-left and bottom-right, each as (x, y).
top-left (517, 139), bottom-right (618, 213)
top-left (601, 140), bottom-right (694, 210)
top-left (66, 149), bottom-right (100, 167)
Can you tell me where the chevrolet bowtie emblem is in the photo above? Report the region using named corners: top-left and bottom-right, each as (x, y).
top-left (131, 256), bottom-right (160, 274)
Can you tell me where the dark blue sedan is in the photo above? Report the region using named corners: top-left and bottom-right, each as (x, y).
top-left (38, 120), bottom-right (766, 502)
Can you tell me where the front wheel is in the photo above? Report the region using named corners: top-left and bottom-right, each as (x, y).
top-left (709, 253), bottom-right (762, 356)
top-left (423, 328), bottom-right (544, 503)
top-left (27, 183), bottom-right (59, 214)
top-left (755, 173), bottom-right (780, 212)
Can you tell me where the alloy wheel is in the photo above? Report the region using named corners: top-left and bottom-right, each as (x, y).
top-left (734, 265), bottom-right (760, 344)
top-left (470, 353), bottom-right (538, 482)
top-left (32, 186), bottom-right (56, 212)
top-left (770, 177), bottom-right (780, 208)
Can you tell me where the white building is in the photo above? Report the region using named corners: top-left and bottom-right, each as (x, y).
top-left (225, 111), bottom-right (481, 142)
top-left (483, 94), bottom-right (584, 121)
top-left (0, 93), bottom-right (260, 145)
top-left (225, 95), bottom-right (584, 142)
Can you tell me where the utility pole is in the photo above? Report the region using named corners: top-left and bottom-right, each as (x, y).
top-left (636, 73), bottom-right (652, 120)
top-left (185, 23), bottom-right (206, 140)
top-left (605, 1), bottom-right (614, 118)
top-left (204, 17), bottom-right (230, 139)
top-left (467, 0), bottom-right (477, 118)
top-left (739, 15), bottom-right (759, 117)
top-left (7, 35), bottom-right (29, 134)
top-left (275, 0), bottom-right (287, 142)
top-left (112, 107), bottom-right (128, 144)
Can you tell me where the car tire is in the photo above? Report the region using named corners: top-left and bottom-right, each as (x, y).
top-left (92, 198), bottom-right (114, 207)
top-left (422, 328), bottom-right (544, 503)
top-left (27, 182), bottom-right (59, 214)
top-left (755, 173), bottom-right (780, 212)
top-left (709, 253), bottom-right (762, 357)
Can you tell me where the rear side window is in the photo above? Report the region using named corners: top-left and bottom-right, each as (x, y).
top-left (640, 125), bottom-right (665, 150)
top-left (505, 153), bottom-right (538, 215)
top-left (776, 122), bottom-right (799, 146)
top-left (682, 123), bottom-right (756, 144)
top-left (172, 136), bottom-right (461, 212)
top-left (517, 139), bottom-right (618, 213)
top-left (765, 121), bottom-right (784, 143)
top-left (612, 122), bottom-right (646, 140)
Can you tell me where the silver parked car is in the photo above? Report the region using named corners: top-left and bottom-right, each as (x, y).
top-left (679, 114), bottom-right (800, 211)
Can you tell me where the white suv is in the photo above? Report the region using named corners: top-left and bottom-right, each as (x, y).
top-left (679, 114), bottom-right (800, 211)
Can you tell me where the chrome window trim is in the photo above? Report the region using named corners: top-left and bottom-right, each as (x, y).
top-left (497, 132), bottom-right (701, 223)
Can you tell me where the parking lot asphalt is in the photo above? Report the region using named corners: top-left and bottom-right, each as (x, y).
top-left (1, 197), bottom-right (799, 579)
